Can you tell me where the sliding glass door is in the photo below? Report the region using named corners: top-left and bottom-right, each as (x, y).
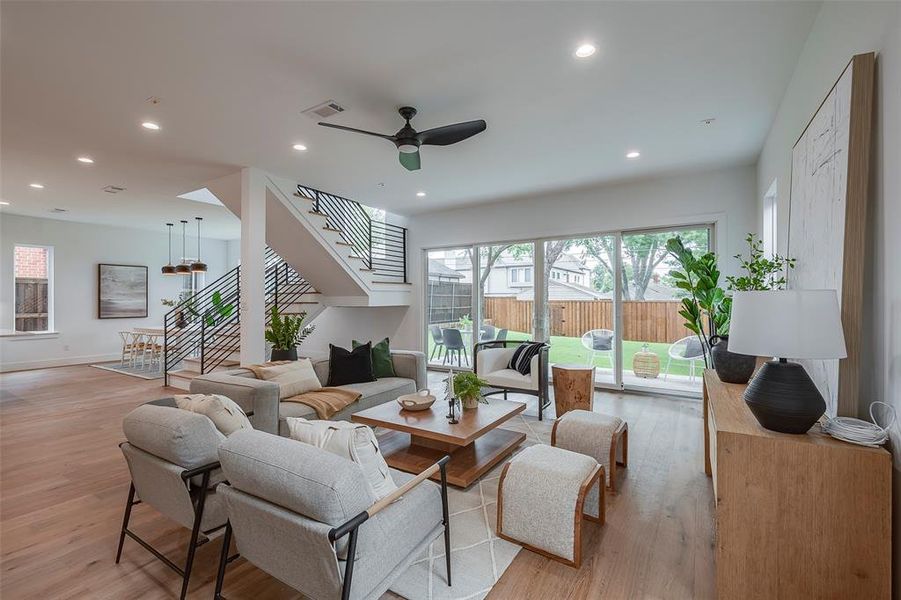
top-left (423, 223), bottom-right (713, 396)
top-left (541, 235), bottom-right (618, 387)
top-left (425, 248), bottom-right (473, 368)
top-left (619, 226), bottom-right (711, 393)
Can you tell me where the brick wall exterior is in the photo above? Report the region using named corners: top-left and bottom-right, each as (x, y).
top-left (14, 246), bottom-right (48, 279)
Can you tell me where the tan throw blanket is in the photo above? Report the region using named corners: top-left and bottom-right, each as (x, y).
top-left (282, 388), bottom-right (362, 420)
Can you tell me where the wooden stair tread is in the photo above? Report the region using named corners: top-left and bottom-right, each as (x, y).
top-left (323, 226), bottom-right (342, 233)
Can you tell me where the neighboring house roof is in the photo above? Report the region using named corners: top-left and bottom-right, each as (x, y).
top-left (428, 259), bottom-right (463, 279)
top-left (509, 279), bottom-right (606, 301)
top-left (491, 252), bottom-right (587, 274)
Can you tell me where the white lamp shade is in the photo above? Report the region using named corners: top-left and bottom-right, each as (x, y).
top-left (728, 290), bottom-right (847, 360)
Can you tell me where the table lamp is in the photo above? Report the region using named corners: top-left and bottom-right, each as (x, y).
top-left (728, 290), bottom-right (847, 434)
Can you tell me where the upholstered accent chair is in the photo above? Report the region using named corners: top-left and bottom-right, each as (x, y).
top-left (213, 430), bottom-right (452, 600)
top-left (474, 340), bottom-right (551, 420)
top-left (117, 404), bottom-right (229, 600)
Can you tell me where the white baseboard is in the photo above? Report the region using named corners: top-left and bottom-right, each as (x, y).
top-left (0, 353), bottom-right (120, 373)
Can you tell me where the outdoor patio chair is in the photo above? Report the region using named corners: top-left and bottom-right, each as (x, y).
top-left (663, 335), bottom-right (707, 383)
top-left (580, 329), bottom-right (614, 369)
top-left (441, 328), bottom-right (469, 366)
top-left (474, 340), bottom-right (551, 420)
top-left (213, 430), bottom-right (451, 600)
top-left (480, 324), bottom-right (497, 342)
top-left (496, 328), bottom-right (508, 341)
top-left (429, 325), bottom-right (445, 361)
top-left (117, 404), bottom-right (229, 600)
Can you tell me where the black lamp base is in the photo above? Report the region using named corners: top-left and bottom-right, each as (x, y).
top-left (743, 360), bottom-right (826, 434)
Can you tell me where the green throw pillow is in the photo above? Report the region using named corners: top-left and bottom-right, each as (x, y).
top-left (352, 337), bottom-right (396, 378)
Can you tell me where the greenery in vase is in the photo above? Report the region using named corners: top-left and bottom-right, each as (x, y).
top-left (452, 371), bottom-right (489, 406)
top-left (666, 237), bottom-right (729, 368)
top-left (726, 233), bottom-right (795, 291)
top-left (265, 307), bottom-right (315, 350)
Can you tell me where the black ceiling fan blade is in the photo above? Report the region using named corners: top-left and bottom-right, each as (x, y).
top-left (417, 119), bottom-right (487, 146)
top-left (318, 122), bottom-right (397, 141)
top-left (399, 150), bottom-right (421, 171)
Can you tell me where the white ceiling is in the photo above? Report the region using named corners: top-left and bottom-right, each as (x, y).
top-left (1, 1), bottom-right (820, 238)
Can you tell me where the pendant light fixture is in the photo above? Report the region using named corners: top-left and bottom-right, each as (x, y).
top-left (174, 220), bottom-right (191, 275)
top-left (161, 223), bottom-right (177, 275)
top-left (190, 217), bottom-right (207, 273)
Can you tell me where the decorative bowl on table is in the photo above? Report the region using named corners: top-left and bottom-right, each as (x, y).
top-left (397, 390), bottom-right (436, 411)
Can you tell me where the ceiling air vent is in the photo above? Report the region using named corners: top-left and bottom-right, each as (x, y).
top-left (103, 185), bottom-right (126, 194)
top-left (50, 208), bottom-right (68, 213)
top-left (302, 100), bottom-right (345, 120)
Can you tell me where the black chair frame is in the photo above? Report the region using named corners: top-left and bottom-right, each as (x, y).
top-left (474, 340), bottom-right (551, 420)
top-left (213, 456), bottom-right (452, 600)
top-left (115, 450), bottom-right (225, 600)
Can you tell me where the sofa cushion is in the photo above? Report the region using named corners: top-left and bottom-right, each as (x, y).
top-left (327, 343), bottom-right (376, 387)
top-left (353, 337), bottom-right (397, 378)
top-left (483, 368), bottom-right (536, 391)
top-left (123, 404), bottom-right (224, 469)
top-left (253, 359), bottom-right (322, 399)
top-left (175, 393), bottom-right (253, 436)
top-left (218, 429), bottom-right (375, 526)
top-left (287, 418), bottom-right (397, 500)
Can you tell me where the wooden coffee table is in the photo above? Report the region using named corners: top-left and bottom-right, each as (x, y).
top-left (352, 399), bottom-right (527, 488)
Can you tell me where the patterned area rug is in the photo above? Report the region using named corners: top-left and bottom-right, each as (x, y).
top-left (387, 414), bottom-right (553, 600)
top-left (90, 361), bottom-right (165, 380)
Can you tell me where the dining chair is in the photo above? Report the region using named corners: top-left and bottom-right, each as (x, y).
top-left (441, 328), bottom-right (468, 367)
top-left (118, 331), bottom-right (139, 367)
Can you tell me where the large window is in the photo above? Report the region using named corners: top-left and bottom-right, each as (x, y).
top-left (423, 222), bottom-right (715, 396)
top-left (14, 245), bottom-right (52, 332)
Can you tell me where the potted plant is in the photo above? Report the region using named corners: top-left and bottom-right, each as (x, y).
top-left (452, 371), bottom-right (489, 409)
top-left (265, 307), bottom-right (315, 361)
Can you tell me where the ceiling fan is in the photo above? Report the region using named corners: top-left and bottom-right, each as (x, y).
top-left (318, 106), bottom-right (486, 171)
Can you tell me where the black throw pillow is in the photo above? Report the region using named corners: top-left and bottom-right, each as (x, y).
top-left (507, 342), bottom-right (544, 376)
top-left (327, 343), bottom-right (376, 386)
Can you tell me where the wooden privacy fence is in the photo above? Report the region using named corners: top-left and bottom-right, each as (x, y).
top-left (14, 277), bottom-right (49, 332)
top-left (484, 296), bottom-right (693, 344)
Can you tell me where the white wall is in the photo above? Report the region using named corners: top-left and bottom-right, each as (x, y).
top-left (755, 2), bottom-right (900, 592)
top-left (0, 214), bottom-right (229, 371)
top-left (757, 1), bottom-right (900, 420)
top-left (393, 164), bottom-right (758, 349)
top-left (298, 306), bottom-right (410, 359)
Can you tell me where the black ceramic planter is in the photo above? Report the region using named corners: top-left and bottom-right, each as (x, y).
top-left (743, 360), bottom-right (826, 434)
top-left (709, 335), bottom-right (756, 384)
top-left (270, 348), bottom-right (297, 362)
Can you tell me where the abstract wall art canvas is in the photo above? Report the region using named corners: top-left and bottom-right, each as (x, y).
top-left (788, 53), bottom-right (874, 417)
top-left (98, 264), bottom-right (148, 319)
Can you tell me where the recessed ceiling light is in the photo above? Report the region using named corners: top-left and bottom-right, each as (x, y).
top-left (292, 144), bottom-right (308, 151)
top-left (0, 201), bottom-right (9, 206)
top-left (574, 43), bottom-right (596, 59)
top-left (142, 121), bottom-right (160, 130)
top-left (29, 183), bottom-right (44, 189)
top-left (416, 191), bottom-right (426, 197)
top-left (626, 151), bottom-right (641, 159)
top-left (700, 118), bottom-right (716, 125)
top-left (77, 156), bottom-right (94, 164)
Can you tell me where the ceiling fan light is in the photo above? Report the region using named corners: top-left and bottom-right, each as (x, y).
top-left (398, 143), bottom-right (418, 154)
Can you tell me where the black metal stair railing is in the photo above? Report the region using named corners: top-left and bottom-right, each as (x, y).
top-left (295, 184), bottom-right (407, 282)
top-left (163, 247), bottom-right (314, 385)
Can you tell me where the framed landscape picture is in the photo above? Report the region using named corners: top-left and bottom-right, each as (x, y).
top-left (98, 264), bottom-right (148, 319)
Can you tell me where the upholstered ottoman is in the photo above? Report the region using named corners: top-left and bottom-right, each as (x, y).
top-left (496, 444), bottom-right (604, 567)
top-left (552, 409), bottom-right (628, 496)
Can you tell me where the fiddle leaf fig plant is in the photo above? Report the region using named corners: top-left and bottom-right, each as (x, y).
top-left (666, 237), bottom-right (729, 368)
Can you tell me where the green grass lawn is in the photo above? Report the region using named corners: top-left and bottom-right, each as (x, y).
top-left (427, 329), bottom-right (701, 377)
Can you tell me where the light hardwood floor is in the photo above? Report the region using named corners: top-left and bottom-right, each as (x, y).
top-left (0, 365), bottom-right (715, 599)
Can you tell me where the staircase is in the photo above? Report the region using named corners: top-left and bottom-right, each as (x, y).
top-left (205, 171), bottom-right (411, 307)
top-left (163, 247), bottom-right (321, 389)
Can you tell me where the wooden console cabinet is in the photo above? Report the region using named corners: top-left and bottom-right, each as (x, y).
top-left (703, 370), bottom-right (891, 599)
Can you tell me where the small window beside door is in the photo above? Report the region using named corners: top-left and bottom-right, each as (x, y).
top-left (14, 245), bottom-right (52, 332)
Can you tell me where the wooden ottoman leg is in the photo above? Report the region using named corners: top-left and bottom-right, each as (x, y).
top-left (607, 422), bottom-right (629, 493)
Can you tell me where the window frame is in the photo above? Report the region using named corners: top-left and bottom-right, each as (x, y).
top-left (12, 244), bottom-right (55, 333)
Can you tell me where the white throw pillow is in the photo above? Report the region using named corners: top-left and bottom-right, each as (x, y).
top-left (257, 359), bottom-right (322, 399)
top-left (286, 418), bottom-right (397, 500)
top-left (175, 394), bottom-right (252, 436)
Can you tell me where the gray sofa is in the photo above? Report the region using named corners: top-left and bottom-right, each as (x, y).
top-left (189, 350), bottom-right (427, 436)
